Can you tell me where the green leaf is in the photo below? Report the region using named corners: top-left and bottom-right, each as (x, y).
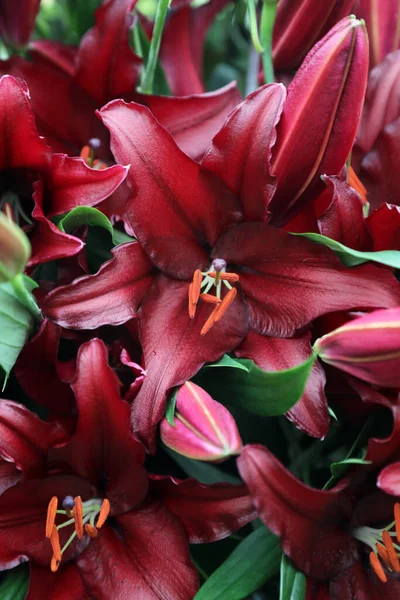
top-left (280, 555), bottom-right (306, 600)
top-left (165, 387), bottom-right (179, 426)
top-left (58, 206), bottom-right (113, 236)
top-left (163, 446), bottom-right (240, 484)
top-left (330, 457), bottom-right (372, 479)
top-left (203, 354), bottom-right (250, 372)
top-left (195, 355), bottom-right (316, 417)
top-left (293, 232), bottom-right (400, 269)
top-left (194, 526), bottom-right (281, 600)
top-left (0, 565), bottom-right (29, 600)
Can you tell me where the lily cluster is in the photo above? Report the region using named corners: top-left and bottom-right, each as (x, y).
top-left (0, 0), bottom-right (400, 598)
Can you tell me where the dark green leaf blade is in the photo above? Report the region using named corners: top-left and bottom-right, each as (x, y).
top-left (0, 565), bottom-right (29, 600)
top-left (280, 555), bottom-right (306, 600)
top-left (204, 354), bottom-right (250, 372)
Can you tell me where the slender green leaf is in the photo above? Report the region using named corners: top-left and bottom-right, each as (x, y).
top-left (194, 526), bottom-right (281, 600)
top-left (163, 446), bottom-right (240, 484)
top-left (280, 555), bottom-right (306, 600)
top-left (204, 354), bottom-right (250, 372)
top-left (0, 565), bottom-right (29, 600)
top-left (195, 355), bottom-right (316, 417)
top-left (165, 387), bottom-right (179, 426)
top-left (330, 457), bottom-right (372, 479)
top-left (293, 232), bottom-right (400, 269)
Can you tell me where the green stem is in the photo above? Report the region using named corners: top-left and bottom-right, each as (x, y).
top-left (247, 0), bottom-right (264, 53)
top-left (11, 274), bottom-right (42, 321)
top-left (259, 0), bottom-right (277, 83)
top-left (140, 0), bottom-right (171, 94)
top-left (132, 22), bottom-right (143, 58)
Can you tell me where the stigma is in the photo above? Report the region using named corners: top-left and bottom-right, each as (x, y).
top-left (353, 503), bottom-right (400, 583)
top-left (188, 259), bottom-right (239, 336)
top-left (45, 495), bottom-right (110, 572)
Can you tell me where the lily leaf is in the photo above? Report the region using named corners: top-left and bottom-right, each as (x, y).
top-left (293, 232), bottom-right (400, 269)
top-left (204, 354), bottom-right (250, 372)
top-left (0, 565), bottom-right (28, 600)
top-left (280, 555), bottom-right (306, 600)
top-left (330, 457), bottom-right (372, 479)
top-left (163, 445), bottom-right (240, 484)
top-left (194, 526), bottom-right (281, 600)
top-left (58, 206), bottom-right (114, 237)
top-left (194, 355), bottom-right (316, 417)
top-left (165, 387), bottom-right (179, 426)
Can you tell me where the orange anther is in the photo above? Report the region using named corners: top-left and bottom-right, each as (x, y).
top-left (51, 555), bottom-right (60, 573)
top-left (369, 552), bottom-right (387, 583)
top-left (46, 496), bottom-right (58, 538)
top-left (395, 503), bottom-right (400, 543)
top-left (191, 270), bottom-right (202, 305)
top-left (214, 287), bottom-right (237, 323)
top-left (382, 530), bottom-right (400, 572)
top-left (96, 498), bottom-right (110, 529)
top-left (200, 305), bottom-right (220, 336)
top-left (348, 166), bottom-right (367, 205)
top-left (49, 526), bottom-right (61, 563)
top-left (85, 524), bottom-right (99, 538)
top-left (208, 271), bottom-right (239, 283)
top-left (73, 496), bottom-right (84, 540)
top-left (200, 293), bottom-right (221, 305)
top-left (377, 542), bottom-right (390, 566)
top-left (80, 145), bottom-right (90, 161)
top-left (188, 283), bottom-right (196, 318)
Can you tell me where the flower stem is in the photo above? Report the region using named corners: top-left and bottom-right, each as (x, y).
top-left (140, 0), bottom-right (171, 94)
top-left (259, 0), bottom-right (277, 84)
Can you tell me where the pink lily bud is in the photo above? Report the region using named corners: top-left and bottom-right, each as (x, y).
top-left (0, 211), bottom-right (30, 282)
top-left (314, 308), bottom-right (400, 388)
top-left (160, 381), bottom-right (242, 462)
top-left (273, 0), bottom-right (354, 71)
top-left (0, 0), bottom-right (41, 48)
top-left (269, 16), bottom-right (369, 225)
top-left (355, 0), bottom-right (400, 67)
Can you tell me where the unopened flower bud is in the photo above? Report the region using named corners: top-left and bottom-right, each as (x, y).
top-left (0, 211), bottom-right (30, 282)
top-left (314, 308), bottom-right (400, 388)
top-left (161, 381), bottom-right (242, 462)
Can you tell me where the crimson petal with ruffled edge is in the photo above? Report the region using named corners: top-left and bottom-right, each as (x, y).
top-left (367, 203), bottom-right (400, 251)
top-left (52, 339), bottom-right (148, 513)
top-left (27, 564), bottom-right (90, 600)
top-left (99, 100), bottom-right (242, 278)
top-left (235, 331), bottom-right (328, 439)
top-left (237, 445), bottom-right (358, 579)
top-left (150, 476), bottom-right (256, 543)
top-left (202, 83), bottom-right (286, 221)
top-left (76, 500), bottom-right (198, 599)
top-left (213, 222), bottom-right (400, 337)
top-left (132, 274), bottom-right (248, 450)
top-left (43, 242), bottom-right (153, 329)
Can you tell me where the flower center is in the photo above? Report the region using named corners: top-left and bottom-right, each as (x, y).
top-left (352, 502), bottom-right (400, 583)
top-left (45, 494), bottom-right (110, 573)
top-left (80, 138), bottom-right (107, 170)
top-left (188, 258), bottom-right (239, 336)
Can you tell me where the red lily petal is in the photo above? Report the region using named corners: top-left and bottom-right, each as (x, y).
top-left (15, 320), bottom-right (76, 416)
top-left (330, 560), bottom-right (400, 599)
top-left (213, 222), bottom-right (400, 337)
top-left (131, 274), bottom-right (248, 450)
top-left (76, 501), bottom-right (198, 599)
top-left (237, 445), bottom-right (358, 579)
top-left (0, 475), bottom-right (94, 570)
top-left (202, 83), bottom-right (286, 221)
top-left (367, 203), bottom-right (400, 251)
top-left (318, 175), bottom-right (371, 250)
top-left (43, 242), bottom-right (153, 329)
top-left (270, 17), bottom-right (368, 225)
top-left (99, 100), bottom-right (242, 278)
top-left (139, 82), bottom-right (241, 160)
top-left (0, 0), bottom-right (40, 47)
top-left (28, 564), bottom-right (90, 600)
top-left (235, 331), bottom-right (329, 439)
top-left (46, 155), bottom-right (128, 217)
top-left (355, 0), bottom-right (400, 67)
top-left (75, 0), bottom-right (141, 104)
top-left (378, 462), bottom-right (400, 497)
top-left (29, 40), bottom-right (77, 76)
top-left (0, 74), bottom-right (50, 171)
top-left (150, 476), bottom-right (256, 543)
top-left (53, 339), bottom-right (148, 513)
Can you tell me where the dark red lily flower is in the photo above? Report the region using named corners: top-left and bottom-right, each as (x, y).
top-left (0, 338), bottom-right (255, 599)
top-left (0, 0), bottom-right (40, 48)
top-left (42, 79), bottom-right (400, 449)
top-left (354, 0), bottom-right (400, 67)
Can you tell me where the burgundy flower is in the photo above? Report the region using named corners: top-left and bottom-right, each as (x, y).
top-left (355, 0), bottom-right (400, 67)
top-left (0, 0), bottom-right (40, 48)
top-left (0, 338), bottom-right (255, 599)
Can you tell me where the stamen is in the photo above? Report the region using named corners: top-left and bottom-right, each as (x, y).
top-left (49, 526), bottom-right (61, 562)
top-left (395, 503), bottom-right (400, 543)
top-left (382, 530), bottom-right (400, 572)
top-left (96, 499), bottom-right (110, 529)
top-left (85, 524), bottom-right (99, 538)
top-left (46, 497), bottom-right (58, 538)
top-left (73, 496), bottom-right (84, 540)
top-left (191, 270), bottom-right (202, 305)
top-left (200, 293), bottom-right (222, 305)
top-left (214, 288), bottom-right (237, 323)
top-left (369, 552), bottom-right (387, 583)
top-left (188, 283), bottom-right (196, 319)
top-left (200, 305), bottom-right (220, 336)
top-left (50, 555), bottom-right (60, 573)
top-left (208, 272), bottom-right (240, 283)
top-left (377, 542), bottom-right (390, 566)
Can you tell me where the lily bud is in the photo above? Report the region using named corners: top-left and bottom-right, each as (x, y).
top-left (269, 16), bottom-right (369, 225)
top-left (355, 0), bottom-right (400, 67)
top-left (273, 0), bottom-right (354, 70)
top-left (0, 0), bottom-right (41, 48)
top-left (0, 211), bottom-right (31, 282)
top-left (314, 308), bottom-right (400, 388)
top-left (160, 381), bottom-right (242, 462)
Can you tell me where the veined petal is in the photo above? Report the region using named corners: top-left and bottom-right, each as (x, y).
top-left (99, 100), bottom-right (242, 278)
top-left (378, 462), bottom-right (400, 497)
top-left (27, 564), bottom-right (90, 600)
top-left (330, 560), bottom-right (400, 599)
top-left (367, 203), bottom-right (400, 251)
top-left (43, 242), bottom-right (154, 329)
top-left (28, 40), bottom-right (77, 76)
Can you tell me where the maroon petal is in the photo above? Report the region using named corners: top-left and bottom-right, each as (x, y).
top-left (15, 320), bottom-right (76, 416)
top-left (43, 242), bottom-right (154, 329)
top-left (150, 476), bottom-right (256, 543)
top-left (28, 564), bottom-right (90, 600)
top-left (139, 82), bottom-right (241, 160)
top-left (46, 155), bottom-right (128, 217)
top-left (367, 203), bottom-right (400, 251)
top-left (29, 40), bottom-right (77, 76)
top-left (214, 222), bottom-right (400, 337)
top-left (330, 560), bottom-right (400, 599)
top-left (0, 0), bottom-right (40, 47)
top-left (0, 74), bottom-right (50, 170)
top-left (99, 100), bottom-right (242, 278)
top-left (75, 0), bottom-right (141, 104)
top-left (52, 339), bottom-right (148, 512)
top-left (202, 83), bottom-right (286, 221)
top-left (235, 331), bottom-right (329, 439)
top-left (131, 274), bottom-right (248, 450)
top-left (378, 462), bottom-right (400, 496)
top-left (76, 500), bottom-right (198, 599)
top-left (355, 0), bottom-right (400, 67)
top-left (237, 445), bottom-right (358, 579)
